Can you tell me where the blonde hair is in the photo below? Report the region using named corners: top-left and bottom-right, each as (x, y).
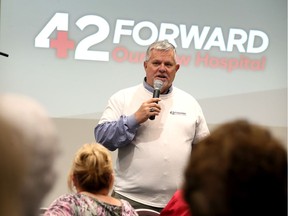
top-left (68, 143), bottom-right (113, 193)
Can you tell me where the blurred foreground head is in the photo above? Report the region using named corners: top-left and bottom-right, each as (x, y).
top-left (0, 93), bottom-right (59, 216)
top-left (183, 119), bottom-right (287, 216)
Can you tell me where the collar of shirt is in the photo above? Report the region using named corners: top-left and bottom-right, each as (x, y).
top-left (143, 77), bottom-right (173, 94)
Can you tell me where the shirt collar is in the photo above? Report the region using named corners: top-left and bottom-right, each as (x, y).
top-left (143, 77), bottom-right (173, 94)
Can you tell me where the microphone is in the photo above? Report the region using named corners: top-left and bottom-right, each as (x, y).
top-left (149, 79), bottom-right (163, 120)
top-left (0, 52), bottom-right (9, 57)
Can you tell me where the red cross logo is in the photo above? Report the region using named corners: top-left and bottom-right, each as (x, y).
top-left (50, 31), bottom-right (75, 58)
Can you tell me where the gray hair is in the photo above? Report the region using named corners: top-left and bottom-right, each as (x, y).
top-left (0, 94), bottom-right (59, 216)
top-left (145, 40), bottom-right (177, 62)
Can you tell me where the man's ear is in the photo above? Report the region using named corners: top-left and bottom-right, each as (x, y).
top-left (144, 61), bottom-right (148, 70)
top-left (175, 63), bottom-right (180, 72)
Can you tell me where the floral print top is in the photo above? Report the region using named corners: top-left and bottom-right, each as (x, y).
top-left (44, 193), bottom-right (138, 216)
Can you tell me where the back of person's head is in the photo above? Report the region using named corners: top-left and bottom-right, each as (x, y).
top-left (183, 119), bottom-right (287, 216)
top-left (0, 93), bottom-right (59, 216)
top-left (68, 143), bottom-right (113, 193)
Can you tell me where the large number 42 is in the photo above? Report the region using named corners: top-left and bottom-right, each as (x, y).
top-left (35, 13), bottom-right (110, 61)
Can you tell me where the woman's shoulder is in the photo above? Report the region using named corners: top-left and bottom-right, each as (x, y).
top-left (52, 193), bottom-right (78, 203)
top-left (44, 193), bottom-right (80, 215)
top-left (120, 199), bottom-right (138, 215)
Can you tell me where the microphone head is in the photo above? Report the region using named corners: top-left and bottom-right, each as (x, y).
top-left (153, 79), bottom-right (163, 90)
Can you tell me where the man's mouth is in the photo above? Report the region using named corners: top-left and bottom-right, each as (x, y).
top-left (155, 74), bottom-right (167, 80)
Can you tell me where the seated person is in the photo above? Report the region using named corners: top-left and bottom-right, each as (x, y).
top-left (160, 189), bottom-right (191, 216)
top-left (183, 119), bottom-right (287, 216)
top-left (0, 93), bottom-right (59, 216)
top-left (44, 143), bottom-right (138, 216)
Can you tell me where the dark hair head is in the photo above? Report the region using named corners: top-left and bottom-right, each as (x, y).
top-left (183, 119), bottom-right (287, 216)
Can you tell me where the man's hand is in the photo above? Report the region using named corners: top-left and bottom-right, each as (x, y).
top-left (134, 98), bottom-right (161, 124)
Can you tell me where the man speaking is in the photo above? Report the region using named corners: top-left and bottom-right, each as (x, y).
top-left (94, 40), bottom-right (210, 212)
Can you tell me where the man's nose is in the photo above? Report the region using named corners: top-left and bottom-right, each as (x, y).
top-left (159, 63), bottom-right (166, 72)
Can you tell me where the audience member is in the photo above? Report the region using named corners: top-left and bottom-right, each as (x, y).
top-left (0, 93), bottom-right (59, 216)
top-left (44, 143), bottom-right (138, 216)
top-left (160, 189), bottom-right (191, 216)
top-left (183, 119), bottom-right (287, 216)
top-left (94, 40), bottom-right (210, 211)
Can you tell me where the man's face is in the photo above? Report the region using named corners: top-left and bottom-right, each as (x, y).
top-left (144, 49), bottom-right (180, 93)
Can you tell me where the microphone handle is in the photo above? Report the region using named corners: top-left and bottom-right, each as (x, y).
top-left (149, 89), bottom-right (160, 120)
top-left (0, 52), bottom-right (9, 57)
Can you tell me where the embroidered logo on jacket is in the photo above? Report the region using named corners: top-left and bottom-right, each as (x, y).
top-left (170, 111), bottom-right (186, 116)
